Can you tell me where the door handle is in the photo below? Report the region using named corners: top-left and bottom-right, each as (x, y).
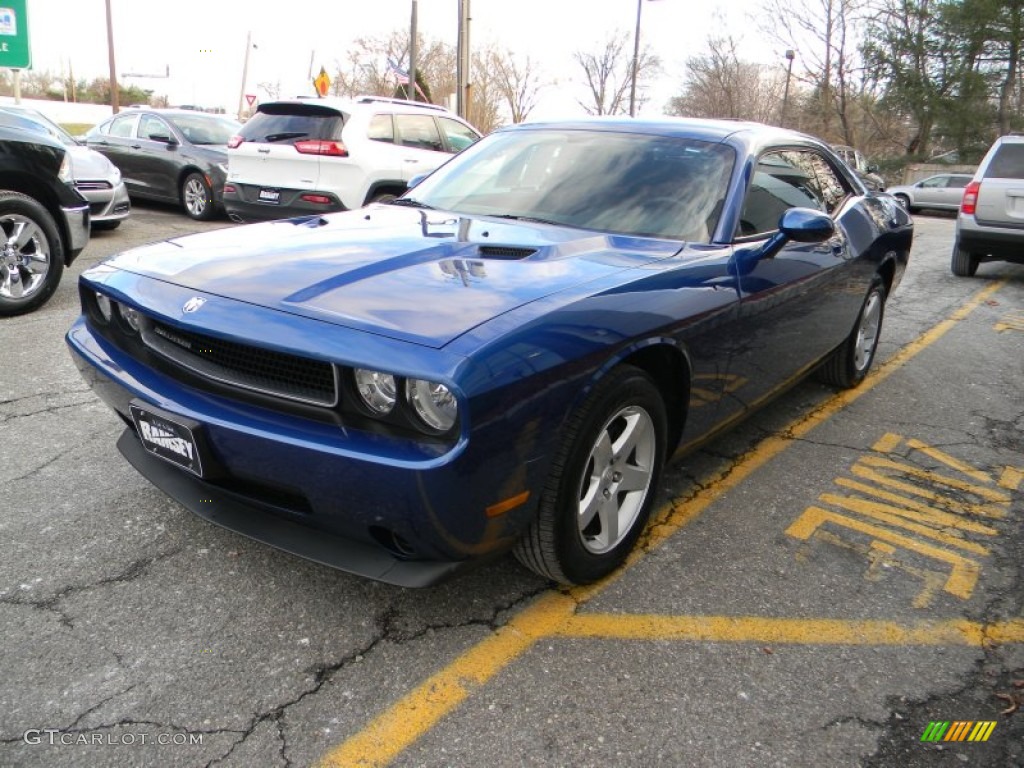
top-left (131, 144), bottom-right (142, 150)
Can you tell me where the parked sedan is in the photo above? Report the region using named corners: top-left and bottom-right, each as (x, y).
top-left (887, 173), bottom-right (973, 214)
top-left (0, 106), bottom-right (130, 229)
top-left (85, 109), bottom-right (240, 221)
top-left (66, 118), bottom-right (912, 587)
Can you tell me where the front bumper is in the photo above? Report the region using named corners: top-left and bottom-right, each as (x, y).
top-left (60, 202), bottom-right (90, 263)
top-left (116, 429), bottom-right (464, 587)
top-left (80, 180), bottom-right (131, 224)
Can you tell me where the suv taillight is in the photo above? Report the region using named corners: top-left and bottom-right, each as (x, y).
top-left (294, 140), bottom-right (348, 157)
top-left (227, 135), bottom-right (244, 149)
top-left (961, 180), bottom-right (980, 215)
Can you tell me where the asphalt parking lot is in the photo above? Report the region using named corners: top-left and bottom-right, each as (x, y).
top-left (1, 205), bottom-right (1022, 768)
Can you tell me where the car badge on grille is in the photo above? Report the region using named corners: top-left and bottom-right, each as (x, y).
top-left (182, 297), bottom-right (206, 314)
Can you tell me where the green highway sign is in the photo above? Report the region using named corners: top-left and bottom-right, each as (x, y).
top-left (0, 1), bottom-right (30, 69)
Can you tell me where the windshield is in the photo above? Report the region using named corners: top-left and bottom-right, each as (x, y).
top-left (168, 114), bottom-right (242, 145)
top-left (406, 128), bottom-right (735, 242)
top-left (0, 108), bottom-right (76, 146)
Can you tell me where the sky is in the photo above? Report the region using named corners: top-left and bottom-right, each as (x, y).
top-left (30, 0), bottom-right (784, 120)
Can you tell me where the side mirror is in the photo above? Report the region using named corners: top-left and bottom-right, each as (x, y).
top-left (778, 207), bottom-right (835, 243)
top-left (150, 133), bottom-right (178, 146)
top-left (867, 164), bottom-right (879, 173)
top-left (407, 172), bottom-right (429, 190)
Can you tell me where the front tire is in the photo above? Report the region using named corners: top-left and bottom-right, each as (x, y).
top-left (0, 191), bottom-right (64, 317)
top-left (514, 366), bottom-right (667, 584)
top-left (181, 172), bottom-right (215, 221)
top-left (951, 243), bottom-right (980, 277)
top-left (817, 279), bottom-right (886, 389)
top-left (894, 193), bottom-right (912, 212)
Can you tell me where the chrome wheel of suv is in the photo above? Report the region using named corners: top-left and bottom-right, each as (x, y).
top-left (0, 192), bottom-right (65, 317)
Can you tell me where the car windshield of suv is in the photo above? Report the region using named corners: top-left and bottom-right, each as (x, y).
top-left (168, 114), bottom-right (242, 146)
top-left (984, 143), bottom-right (1024, 178)
top-left (405, 129), bottom-right (735, 242)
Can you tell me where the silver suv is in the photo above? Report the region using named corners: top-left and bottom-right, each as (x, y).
top-left (953, 134), bottom-right (1024, 276)
top-left (223, 96), bottom-right (481, 222)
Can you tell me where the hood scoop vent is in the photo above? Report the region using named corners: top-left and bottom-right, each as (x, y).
top-left (477, 245), bottom-right (538, 260)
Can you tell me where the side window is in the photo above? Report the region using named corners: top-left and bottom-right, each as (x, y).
top-left (737, 151), bottom-right (824, 237)
top-left (919, 176), bottom-right (945, 188)
top-left (139, 115), bottom-right (172, 141)
top-left (108, 114), bottom-right (137, 138)
top-left (804, 152), bottom-right (848, 213)
top-left (367, 114), bottom-right (394, 144)
top-left (395, 114), bottom-right (444, 152)
top-left (947, 176), bottom-right (969, 189)
top-left (437, 117), bottom-right (479, 153)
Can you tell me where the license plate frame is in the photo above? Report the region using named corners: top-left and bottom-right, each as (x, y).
top-left (258, 188), bottom-right (281, 204)
top-left (129, 403), bottom-right (205, 477)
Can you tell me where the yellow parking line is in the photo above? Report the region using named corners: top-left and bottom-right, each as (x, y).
top-left (319, 279), bottom-right (1009, 768)
top-left (555, 614), bottom-right (1024, 646)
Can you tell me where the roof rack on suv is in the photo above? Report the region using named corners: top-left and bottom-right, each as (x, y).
top-left (354, 95), bottom-right (448, 112)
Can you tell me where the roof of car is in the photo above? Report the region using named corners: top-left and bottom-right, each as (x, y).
top-left (256, 95), bottom-right (452, 115)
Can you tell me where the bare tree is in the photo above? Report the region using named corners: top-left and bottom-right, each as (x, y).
top-left (487, 47), bottom-right (545, 123)
top-left (573, 33), bottom-right (660, 115)
top-left (667, 36), bottom-right (786, 123)
top-left (761, 0), bottom-right (865, 144)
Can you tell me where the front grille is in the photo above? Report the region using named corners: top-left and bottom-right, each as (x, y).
top-left (76, 180), bottom-right (113, 191)
top-left (140, 320), bottom-right (339, 407)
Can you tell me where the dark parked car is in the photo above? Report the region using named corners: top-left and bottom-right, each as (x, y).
top-left (0, 124), bottom-right (90, 315)
top-left (84, 109), bottom-right (241, 220)
top-left (67, 118), bottom-right (912, 586)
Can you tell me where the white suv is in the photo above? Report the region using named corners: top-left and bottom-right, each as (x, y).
top-left (223, 96), bottom-right (481, 222)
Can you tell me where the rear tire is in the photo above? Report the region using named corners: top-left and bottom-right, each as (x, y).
top-left (951, 243), bottom-right (980, 277)
top-left (817, 279), bottom-right (886, 389)
top-left (514, 366), bottom-right (667, 584)
top-left (0, 191), bottom-right (64, 317)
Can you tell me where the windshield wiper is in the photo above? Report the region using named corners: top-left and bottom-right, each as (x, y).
top-left (263, 131), bottom-right (309, 143)
top-left (387, 198), bottom-right (436, 209)
top-left (491, 214), bottom-right (566, 227)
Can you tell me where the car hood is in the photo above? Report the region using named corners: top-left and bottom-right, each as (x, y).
top-left (105, 206), bottom-right (682, 348)
top-left (68, 144), bottom-right (120, 184)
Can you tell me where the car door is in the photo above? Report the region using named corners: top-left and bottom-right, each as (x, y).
top-left (914, 175), bottom-right (948, 207)
top-left (86, 114), bottom-right (140, 191)
top-left (134, 113), bottom-right (182, 201)
top-left (393, 113), bottom-right (448, 180)
top-left (939, 175), bottom-right (969, 208)
top-left (720, 147), bottom-right (864, 422)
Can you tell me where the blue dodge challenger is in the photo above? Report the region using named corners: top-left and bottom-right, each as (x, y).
top-left (67, 118), bottom-right (912, 587)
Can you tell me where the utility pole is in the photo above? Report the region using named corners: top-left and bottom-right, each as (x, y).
top-left (456, 0), bottom-right (471, 119)
top-left (237, 31), bottom-right (253, 121)
top-left (409, 0), bottom-right (418, 101)
top-left (782, 49), bottom-right (795, 128)
top-left (629, 0), bottom-right (642, 117)
top-left (105, 0), bottom-right (119, 113)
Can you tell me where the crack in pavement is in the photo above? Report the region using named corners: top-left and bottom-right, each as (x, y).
top-left (0, 547), bottom-right (184, 630)
top-left (202, 584), bottom-right (551, 768)
top-left (0, 395), bottom-right (101, 425)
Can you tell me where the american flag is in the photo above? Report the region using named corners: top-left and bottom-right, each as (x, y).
top-left (387, 58), bottom-right (410, 85)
